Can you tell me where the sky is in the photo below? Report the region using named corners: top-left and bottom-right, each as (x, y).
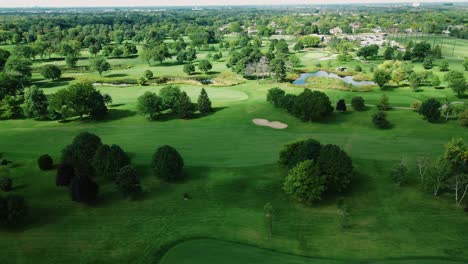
top-left (0, 0), bottom-right (465, 8)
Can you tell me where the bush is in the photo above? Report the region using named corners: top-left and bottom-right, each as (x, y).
top-left (316, 144), bottom-right (353, 192)
top-left (291, 89), bottom-right (333, 122)
top-left (61, 132), bottom-right (102, 176)
top-left (56, 164), bottom-right (75, 187)
top-left (144, 70), bottom-right (154, 80)
top-left (0, 194), bottom-right (27, 226)
top-left (40, 64), bottom-right (62, 80)
top-left (152, 145), bottom-right (184, 181)
top-left (458, 109), bottom-right (468, 127)
top-left (336, 99), bottom-right (347, 112)
top-left (283, 160), bottom-right (326, 204)
top-left (390, 160), bottom-right (408, 186)
top-left (410, 101), bottom-right (422, 112)
top-left (266, 87), bottom-right (285, 108)
top-left (354, 65), bottom-right (362, 72)
top-left (0, 177), bottom-right (12, 192)
top-left (279, 139), bottom-right (322, 169)
top-left (377, 94), bottom-right (391, 111)
top-left (372, 111), bottom-right (391, 129)
top-left (92, 144), bottom-right (131, 180)
top-left (278, 94), bottom-right (296, 112)
top-left (37, 154), bottom-right (53, 170)
top-left (70, 175), bottom-right (99, 204)
top-left (115, 165), bottom-right (141, 198)
top-left (351, 96), bottom-right (366, 111)
top-left (419, 98), bottom-right (441, 123)
top-left (137, 92), bottom-right (163, 120)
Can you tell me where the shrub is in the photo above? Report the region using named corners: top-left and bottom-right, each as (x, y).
top-left (390, 160), bottom-right (408, 186)
top-left (115, 165), bottom-right (141, 198)
top-left (61, 132), bottom-right (102, 176)
top-left (279, 139), bottom-right (322, 169)
top-left (351, 96), bottom-right (366, 111)
top-left (354, 65), bottom-right (362, 72)
top-left (0, 177), bottom-right (12, 192)
top-left (291, 89), bottom-right (333, 121)
top-left (279, 94), bottom-right (297, 113)
top-left (316, 144), bottom-right (353, 192)
top-left (159, 85), bottom-right (182, 110)
top-left (0, 194), bottom-right (27, 226)
top-left (37, 154), bottom-right (53, 170)
top-left (419, 98), bottom-right (441, 123)
top-left (458, 109), bottom-right (468, 127)
top-left (70, 175), bottom-right (99, 204)
top-left (336, 99), bottom-right (347, 112)
top-left (92, 144), bottom-right (131, 180)
top-left (410, 101), bottom-right (422, 112)
top-left (266, 87), bottom-right (285, 108)
top-left (377, 94), bottom-right (391, 111)
top-left (372, 111), bottom-right (391, 129)
top-left (56, 164), bottom-right (75, 187)
top-left (137, 92), bottom-right (162, 120)
top-left (283, 160), bottom-right (326, 204)
top-left (144, 70), bottom-right (154, 80)
top-left (152, 145), bottom-right (184, 181)
top-left (40, 64), bottom-right (62, 80)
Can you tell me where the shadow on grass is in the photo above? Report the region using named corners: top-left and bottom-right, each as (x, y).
top-left (154, 107), bottom-right (227, 122)
top-left (34, 77), bottom-right (74, 89)
top-left (105, 73), bottom-right (129, 78)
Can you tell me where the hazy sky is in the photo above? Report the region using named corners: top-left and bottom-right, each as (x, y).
top-left (0, 0), bottom-right (465, 8)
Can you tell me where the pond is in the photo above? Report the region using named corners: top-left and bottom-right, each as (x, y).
top-left (293, 70), bottom-right (375, 86)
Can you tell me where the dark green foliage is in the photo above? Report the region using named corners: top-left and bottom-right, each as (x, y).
top-left (372, 111), bottom-right (391, 129)
top-left (354, 65), bottom-right (362, 72)
top-left (351, 96), bottom-right (366, 111)
top-left (412, 41), bottom-right (431, 61)
top-left (198, 60), bottom-right (212, 74)
top-left (159, 85), bottom-right (182, 110)
top-left (266, 87), bottom-right (285, 107)
top-left (278, 94), bottom-right (296, 113)
top-left (40, 64), bottom-right (62, 80)
top-left (316, 144), bottom-right (353, 193)
top-left (65, 55), bottom-right (78, 68)
top-left (183, 63), bottom-right (195, 75)
top-left (419, 98), bottom-right (441, 123)
top-left (90, 56), bottom-right (111, 76)
top-left (0, 48), bottom-right (11, 71)
top-left (56, 164), bottom-right (75, 187)
top-left (444, 71), bottom-right (466, 97)
top-left (37, 154), bottom-right (53, 170)
top-left (197, 88), bottom-right (212, 114)
top-left (279, 139), bottom-right (322, 169)
top-left (422, 58), bottom-right (433, 69)
top-left (291, 89), bottom-right (333, 122)
top-left (152, 145), bottom-right (184, 181)
top-left (356, 44), bottom-right (379, 59)
top-left (137, 92), bottom-right (162, 120)
top-left (0, 177), bottom-right (12, 192)
top-left (283, 160), bottom-right (326, 204)
top-left (336, 99), bottom-right (347, 112)
top-left (390, 161), bottom-right (408, 186)
top-left (0, 95), bottom-right (23, 119)
top-left (439, 60), bottom-right (449, 72)
top-left (115, 165), bottom-right (141, 198)
top-left (377, 94), bottom-right (391, 111)
top-left (23, 86), bottom-right (48, 120)
top-left (0, 194), bottom-right (27, 226)
top-left (384, 46), bottom-right (394, 60)
top-left (270, 57), bottom-right (286, 81)
top-left (70, 175), bottom-right (99, 204)
top-left (4, 56), bottom-right (32, 87)
top-left (61, 132), bottom-right (102, 176)
top-left (174, 91), bottom-right (195, 119)
top-left (144, 70), bottom-right (154, 80)
top-left (92, 144), bottom-right (130, 180)
top-left (0, 73), bottom-right (22, 101)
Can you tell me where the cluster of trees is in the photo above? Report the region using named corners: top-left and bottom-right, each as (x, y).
top-left (280, 139), bottom-right (354, 204)
top-left (56, 132), bottom-right (141, 203)
top-left (101, 42), bottom-right (138, 58)
top-left (0, 159), bottom-right (28, 228)
top-left (267, 88), bottom-right (333, 121)
top-left (137, 85), bottom-right (212, 120)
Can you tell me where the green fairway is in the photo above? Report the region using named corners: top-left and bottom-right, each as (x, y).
top-left (160, 239), bottom-right (468, 264)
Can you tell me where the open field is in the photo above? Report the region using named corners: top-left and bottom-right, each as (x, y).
top-left (389, 34), bottom-right (468, 59)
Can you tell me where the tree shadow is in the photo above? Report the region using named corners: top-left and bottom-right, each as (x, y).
top-left (109, 103), bottom-right (125, 108)
top-left (79, 109), bottom-right (137, 124)
top-left (105, 73), bottom-right (129, 78)
top-left (12, 184), bottom-right (27, 191)
top-left (34, 78), bottom-right (74, 89)
top-left (156, 107), bottom-right (227, 121)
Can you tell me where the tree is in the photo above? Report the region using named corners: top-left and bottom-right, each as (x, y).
top-left (65, 55), bottom-right (78, 68)
top-left (292, 89), bottom-right (333, 122)
top-left (152, 145), bottom-right (184, 181)
top-left (372, 111), bottom-right (391, 129)
top-left (301, 36), bottom-right (320, 47)
top-left (137, 92), bottom-right (162, 120)
top-left (316, 144), bottom-right (353, 192)
top-left (0, 48), bottom-right (10, 71)
top-left (463, 57), bottom-right (468, 71)
top-left (144, 70), bottom-right (154, 80)
top-left (423, 158), bottom-right (451, 196)
top-left (390, 160), bottom-right (408, 186)
top-left (48, 82), bottom-right (108, 120)
top-left (429, 74), bottom-right (441, 87)
top-left (443, 139), bottom-right (468, 206)
top-left (23, 86), bottom-right (48, 120)
top-left (183, 63), bottom-right (195, 75)
top-left (444, 71), bottom-right (466, 97)
top-left (373, 69), bottom-right (391, 89)
top-left (115, 165), bottom-right (141, 198)
top-left (439, 60), bottom-right (449, 72)
top-left (37, 154), bottom-right (53, 170)
top-left (419, 98), bottom-right (441, 123)
top-left (384, 46), bottom-right (394, 60)
top-left (159, 85), bottom-right (182, 110)
top-left (56, 163), bottom-right (75, 187)
top-left (377, 94), bottom-right (391, 111)
top-left (293, 41), bottom-right (304, 52)
top-left (40, 64), bottom-right (61, 80)
top-left (408, 72), bottom-right (428, 90)
top-left (90, 57), bottom-right (111, 76)
top-left (266, 87), bottom-right (285, 108)
top-left (198, 60), bottom-right (212, 74)
top-left (356, 44), bottom-right (379, 60)
top-left (61, 132), bottom-right (102, 176)
top-left (351, 96), bottom-right (366, 111)
top-left (270, 57), bottom-right (286, 82)
top-left (70, 175), bottom-right (99, 204)
top-left (0, 95), bottom-right (22, 119)
top-left (391, 68), bottom-right (406, 87)
top-left (197, 88), bottom-right (212, 114)
top-left (412, 42), bottom-right (431, 61)
top-left (174, 91), bottom-right (195, 119)
top-left (279, 139), bottom-right (322, 169)
top-left (4, 56), bottom-right (32, 87)
top-left (422, 57), bottom-right (433, 70)
top-left (283, 160), bottom-right (327, 205)
top-left (336, 99), bottom-right (347, 112)
top-left (0, 194), bottom-right (27, 226)
top-left (0, 176), bottom-right (12, 192)
top-left (458, 109), bottom-right (468, 127)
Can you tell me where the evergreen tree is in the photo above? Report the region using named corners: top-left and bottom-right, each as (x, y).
top-left (336, 99), bottom-right (347, 112)
top-left (197, 88), bottom-right (212, 114)
top-left (174, 91), bottom-right (195, 119)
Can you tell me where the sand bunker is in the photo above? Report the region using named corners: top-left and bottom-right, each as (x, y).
top-left (252, 119), bottom-right (288, 129)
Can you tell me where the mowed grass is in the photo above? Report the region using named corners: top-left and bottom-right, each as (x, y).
top-left (0, 42), bottom-right (468, 263)
top-left (389, 34), bottom-right (468, 59)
